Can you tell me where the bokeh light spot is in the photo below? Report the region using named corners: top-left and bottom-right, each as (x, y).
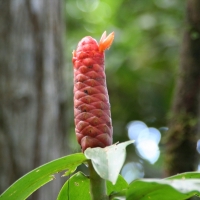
top-left (196, 140), bottom-right (200, 154)
top-left (76, 0), bottom-right (99, 12)
top-left (136, 14), bottom-right (156, 30)
top-left (121, 162), bottom-right (144, 183)
top-left (136, 140), bottom-right (160, 164)
top-left (127, 120), bottom-right (161, 164)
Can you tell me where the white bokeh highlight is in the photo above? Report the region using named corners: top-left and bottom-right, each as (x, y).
top-left (127, 120), bottom-right (161, 164)
top-left (196, 139), bottom-right (200, 154)
top-left (121, 162), bottom-right (144, 183)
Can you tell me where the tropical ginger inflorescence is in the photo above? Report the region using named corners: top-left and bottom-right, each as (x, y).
top-left (72, 31), bottom-right (114, 152)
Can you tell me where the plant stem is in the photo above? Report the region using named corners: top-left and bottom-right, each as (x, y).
top-left (88, 160), bottom-right (109, 200)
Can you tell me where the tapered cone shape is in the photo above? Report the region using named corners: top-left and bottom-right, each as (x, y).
top-left (72, 32), bottom-right (114, 152)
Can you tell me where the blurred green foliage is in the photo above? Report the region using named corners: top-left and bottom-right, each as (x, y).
top-left (65, 0), bottom-right (186, 171)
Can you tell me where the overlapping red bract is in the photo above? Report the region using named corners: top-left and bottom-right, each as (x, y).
top-left (72, 34), bottom-right (113, 152)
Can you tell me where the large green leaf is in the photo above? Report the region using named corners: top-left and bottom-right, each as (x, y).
top-left (57, 172), bottom-right (128, 200)
top-left (84, 141), bottom-right (134, 184)
top-left (0, 153), bottom-right (87, 200)
top-left (126, 178), bottom-right (200, 200)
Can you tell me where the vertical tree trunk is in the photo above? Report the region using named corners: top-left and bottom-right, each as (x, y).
top-left (165, 0), bottom-right (200, 176)
top-left (0, 0), bottom-right (67, 199)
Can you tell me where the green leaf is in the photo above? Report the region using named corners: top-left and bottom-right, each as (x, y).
top-left (57, 173), bottom-right (128, 200)
top-left (84, 141), bottom-right (134, 184)
top-left (62, 166), bottom-right (78, 177)
top-left (107, 175), bottom-right (128, 200)
top-left (166, 172), bottom-right (200, 180)
top-left (57, 172), bottom-right (90, 200)
top-left (0, 153), bottom-right (87, 200)
top-left (107, 175), bottom-right (128, 195)
top-left (126, 178), bottom-right (200, 200)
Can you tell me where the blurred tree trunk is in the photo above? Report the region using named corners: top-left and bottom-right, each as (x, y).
top-left (0, 0), bottom-right (68, 199)
top-left (165, 0), bottom-right (200, 176)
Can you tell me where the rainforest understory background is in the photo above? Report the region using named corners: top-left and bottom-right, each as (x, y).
top-left (1, 0), bottom-right (200, 200)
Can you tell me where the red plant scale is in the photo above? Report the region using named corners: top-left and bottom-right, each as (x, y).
top-left (72, 31), bottom-right (114, 152)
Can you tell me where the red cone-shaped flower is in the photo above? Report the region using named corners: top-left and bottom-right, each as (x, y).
top-left (72, 31), bottom-right (114, 152)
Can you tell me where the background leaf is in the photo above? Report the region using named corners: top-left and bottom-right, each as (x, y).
top-left (84, 141), bottom-right (134, 184)
top-left (126, 178), bottom-right (200, 200)
top-left (57, 172), bottom-right (128, 200)
top-left (0, 153), bottom-right (87, 200)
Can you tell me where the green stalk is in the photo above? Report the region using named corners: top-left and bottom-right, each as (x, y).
top-left (88, 160), bottom-right (109, 200)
